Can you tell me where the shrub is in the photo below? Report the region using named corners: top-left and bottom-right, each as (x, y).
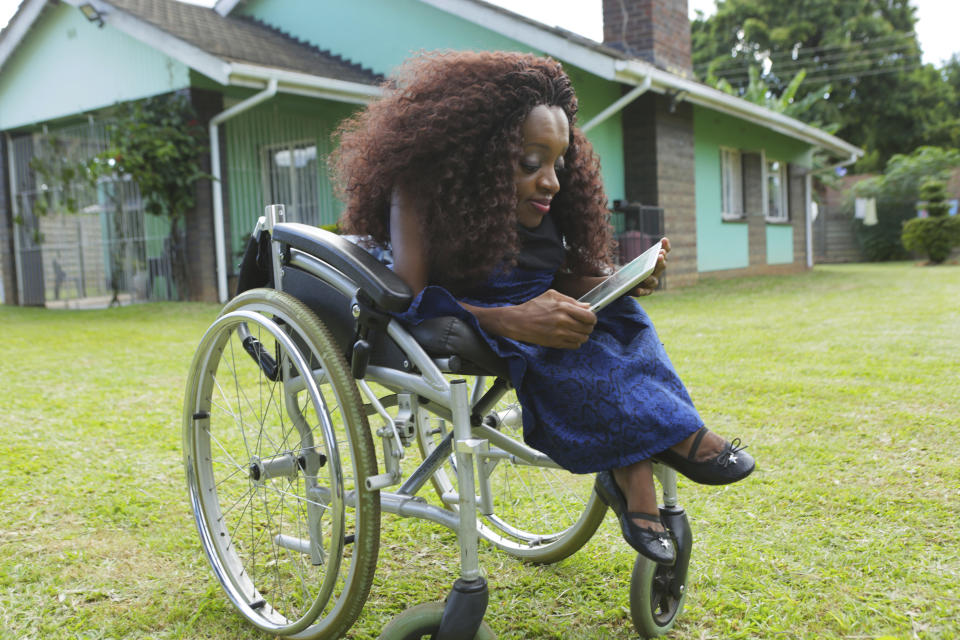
top-left (901, 216), bottom-right (960, 263)
top-left (901, 179), bottom-right (960, 263)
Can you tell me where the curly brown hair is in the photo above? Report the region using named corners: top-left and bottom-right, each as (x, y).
top-left (331, 50), bottom-right (613, 290)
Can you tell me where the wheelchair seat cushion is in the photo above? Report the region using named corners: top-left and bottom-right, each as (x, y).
top-left (406, 316), bottom-right (510, 378)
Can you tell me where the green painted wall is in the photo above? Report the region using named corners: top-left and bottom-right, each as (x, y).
top-left (0, 4), bottom-right (191, 131)
top-left (240, 0), bottom-right (530, 76)
top-left (224, 93), bottom-right (356, 262)
top-left (693, 105), bottom-right (812, 272)
top-left (565, 67), bottom-right (625, 202)
top-left (237, 0), bottom-right (627, 203)
top-left (766, 225), bottom-right (794, 264)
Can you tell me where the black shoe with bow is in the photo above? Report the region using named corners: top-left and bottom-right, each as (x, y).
top-left (593, 470), bottom-right (676, 566)
top-left (653, 427), bottom-right (755, 486)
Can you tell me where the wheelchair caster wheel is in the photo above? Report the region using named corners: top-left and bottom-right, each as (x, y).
top-left (630, 506), bottom-right (692, 637)
top-left (630, 555), bottom-right (687, 637)
top-left (378, 602), bottom-right (496, 640)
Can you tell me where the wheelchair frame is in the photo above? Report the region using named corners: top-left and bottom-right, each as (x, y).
top-left (183, 204), bottom-right (692, 639)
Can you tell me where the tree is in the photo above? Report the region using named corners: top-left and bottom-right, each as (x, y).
top-left (19, 94), bottom-right (207, 304)
top-left (691, 0), bottom-right (958, 169)
top-left (90, 93), bottom-right (208, 300)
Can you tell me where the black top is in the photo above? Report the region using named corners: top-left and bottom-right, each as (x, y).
top-left (516, 214), bottom-right (565, 271)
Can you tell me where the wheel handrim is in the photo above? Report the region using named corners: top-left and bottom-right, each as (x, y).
top-left (185, 309), bottom-right (354, 635)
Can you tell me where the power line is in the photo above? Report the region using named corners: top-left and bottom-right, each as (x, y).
top-left (697, 41), bottom-right (918, 76)
top-left (709, 54), bottom-right (917, 84)
top-left (700, 47), bottom-right (917, 79)
top-left (697, 30), bottom-right (917, 64)
top-left (718, 63), bottom-right (922, 94)
top-left (796, 63), bottom-right (922, 85)
top-left (710, 59), bottom-right (917, 86)
top-left (702, 45), bottom-right (919, 84)
top-left (695, 32), bottom-right (919, 73)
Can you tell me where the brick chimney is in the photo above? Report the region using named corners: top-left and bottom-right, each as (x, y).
top-left (602, 0), bottom-right (692, 77)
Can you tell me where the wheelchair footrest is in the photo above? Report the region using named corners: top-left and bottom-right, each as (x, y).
top-left (434, 577), bottom-right (489, 640)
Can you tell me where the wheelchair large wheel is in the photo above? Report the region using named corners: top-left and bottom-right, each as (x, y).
top-left (183, 289), bottom-right (380, 639)
top-left (630, 555), bottom-right (687, 637)
top-left (418, 383), bottom-right (605, 564)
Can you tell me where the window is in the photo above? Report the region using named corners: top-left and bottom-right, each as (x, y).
top-left (720, 147), bottom-right (744, 220)
top-left (262, 140), bottom-right (320, 227)
top-left (765, 159), bottom-right (789, 222)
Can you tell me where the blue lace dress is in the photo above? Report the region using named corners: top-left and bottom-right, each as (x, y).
top-left (395, 214), bottom-right (704, 474)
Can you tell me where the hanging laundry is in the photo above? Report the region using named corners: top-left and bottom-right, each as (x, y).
top-left (863, 198), bottom-right (878, 226)
top-left (855, 197), bottom-right (878, 225)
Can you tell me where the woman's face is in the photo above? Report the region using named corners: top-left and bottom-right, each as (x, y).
top-left (514, 104), bottom-right (570, 228)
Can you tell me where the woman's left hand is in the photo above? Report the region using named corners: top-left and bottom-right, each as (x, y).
top-left (629, 236), bottom-right (670, 297)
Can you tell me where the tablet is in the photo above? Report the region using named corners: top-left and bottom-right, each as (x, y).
top-left (578, 239), bottom-right (662, 312)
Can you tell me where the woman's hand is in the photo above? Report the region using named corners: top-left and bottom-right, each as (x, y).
top-left (463, 290), bottom-right (596, 349)
top-left (629, 236), bottom-right (670, 297)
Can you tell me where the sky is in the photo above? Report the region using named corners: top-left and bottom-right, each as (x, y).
top-left (0, 0), bottom-right (957, 66)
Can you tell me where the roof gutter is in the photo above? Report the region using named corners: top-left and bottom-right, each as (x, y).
top-left (228, 63), bottom-right (382, 105)
top-left (581, 74), bottom-right (651, 133)
top-left (209, 78), bottom-right (278, 303)
top-left (615, 60), bottom-right (864, 161)
top-left (818, 153), bottom-right (860, 174)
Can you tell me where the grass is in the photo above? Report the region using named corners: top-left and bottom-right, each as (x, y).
top-left (1, 262), bottom-right (958, 639)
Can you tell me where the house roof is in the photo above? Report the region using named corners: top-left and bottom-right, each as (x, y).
top-left (0, 0), bottom-right (382, 104)
top-left (101, 0), bottom-right (379, 85)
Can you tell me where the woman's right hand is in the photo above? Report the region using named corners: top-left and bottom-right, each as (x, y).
top-left (464, 290), bottom-right (597, 349)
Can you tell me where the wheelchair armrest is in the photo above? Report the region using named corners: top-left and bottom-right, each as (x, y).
top-left (272, 222), bottom-right (413, 312)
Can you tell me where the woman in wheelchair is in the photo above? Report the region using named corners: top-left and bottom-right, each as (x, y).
top-left (331, 51), bottom-right (755, 567)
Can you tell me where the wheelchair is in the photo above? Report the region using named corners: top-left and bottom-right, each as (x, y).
top-left (182, 204), bottom-right (693, 639)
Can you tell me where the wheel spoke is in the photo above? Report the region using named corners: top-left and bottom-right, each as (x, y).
top-left (184, 292), bottom-right (379, 635)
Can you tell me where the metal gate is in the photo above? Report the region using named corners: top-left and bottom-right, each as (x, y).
top-left (7, 121), bottom-right (177, 307)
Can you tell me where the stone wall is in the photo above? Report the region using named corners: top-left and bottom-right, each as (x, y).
top-left (789, 165), bottom-right (808, 265)
top-left (621, 93), bottom-right (697, 285)
top-left (742, 152), bottom-right (765, 267)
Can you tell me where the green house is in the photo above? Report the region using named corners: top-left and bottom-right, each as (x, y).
top-left (0, 0), bottom-right (862, 305)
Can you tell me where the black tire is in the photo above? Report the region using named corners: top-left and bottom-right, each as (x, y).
top-left (377, 602), bottom-right (496, 640)
top-left (183, 289), bottom-right (380, 639)
top-left (630, 555), bottom-right (687, 638)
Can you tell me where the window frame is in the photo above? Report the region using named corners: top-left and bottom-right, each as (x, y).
top-left (720, 146), bottom-right (746, 221)
top-left (764, 156), bottom-right (789, 223)
top-left (260, 138), bottom-right (320, 227)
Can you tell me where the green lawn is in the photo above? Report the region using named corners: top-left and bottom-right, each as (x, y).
top-left (1, 262), bottom-right (958, 639)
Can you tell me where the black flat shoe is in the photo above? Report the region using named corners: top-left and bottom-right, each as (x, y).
top-left (653, 427), bottom-right (755, 486)
top-left (594, 470), bottom-right (676, 566)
